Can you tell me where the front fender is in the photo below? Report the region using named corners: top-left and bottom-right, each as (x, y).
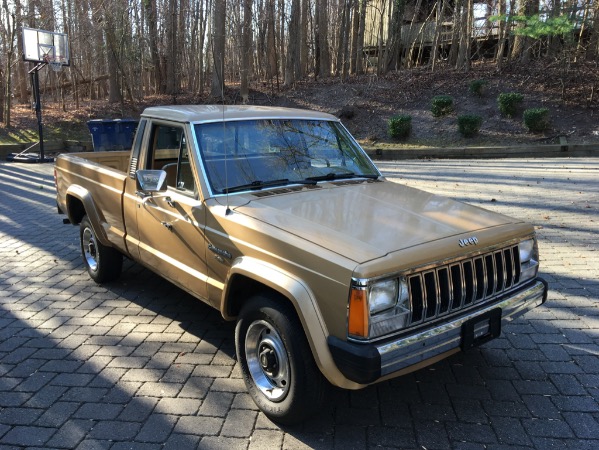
top-left (222, 256), bottom-right (364, 389)
top-left (65, 185), bottom-right (111, 246)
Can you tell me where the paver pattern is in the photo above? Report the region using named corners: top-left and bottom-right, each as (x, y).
top-left (0, 158), bottom-right (597, 449)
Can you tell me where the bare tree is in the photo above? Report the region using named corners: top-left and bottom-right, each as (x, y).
top-left (211, 0), bottom-right (226, 98)
top-left (349, 0), bottom-right (359, 73)
top-left (240, 0), bottom-right (252, 101)
top-left (144, 0), bottom-right (164, 94)
top-left (1, 0), bottom-right (16, 125)
top-left (300, 0), bottom-right (309, 75)
top-left (285, 0), bottom-right (301, 85)
top-left (166, 0), bottom-right (179, 95)
top-left (456, 0), bottom-right (473, 70)
top-left (318, 0), bottom-right (331, 77)
top-left (356, 0), bottom-right (367, 74)
top-left (384, 0), bottom-right (405, 72)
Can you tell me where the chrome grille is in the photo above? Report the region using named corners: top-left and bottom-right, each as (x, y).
top-left (407, 245), bottom-right (521, 325)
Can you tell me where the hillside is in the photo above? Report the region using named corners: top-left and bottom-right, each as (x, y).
top-left (1, 61), bottom-right (598, 148)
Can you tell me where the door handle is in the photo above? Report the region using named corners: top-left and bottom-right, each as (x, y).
top-left (161, 221), bottom-right (173, 231)
top-left (165, 196), bottom-right (176, 208)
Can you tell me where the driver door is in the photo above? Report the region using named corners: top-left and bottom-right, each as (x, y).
top-left (136, 123), bottom-right (210, 301)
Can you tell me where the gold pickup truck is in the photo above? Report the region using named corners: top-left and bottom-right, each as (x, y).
top-left (55, 105), bottom-right (547, 424)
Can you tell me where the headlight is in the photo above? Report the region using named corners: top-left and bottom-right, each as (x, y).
top-left (369, 279), bottom-right (398, 314)
top-left (519, 238), bottom-right (539, 282)
top-left (349, 277), bottom-right (411, 340)
top-left (519, 239), bottom-right (534, 263)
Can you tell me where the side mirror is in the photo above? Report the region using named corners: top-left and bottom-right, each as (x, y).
top-left (136, 170), bottom-right (167, 196)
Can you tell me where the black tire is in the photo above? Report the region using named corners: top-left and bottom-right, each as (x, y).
top-left (80, 215), bottom-right (122, 283)
top-left (235, 293), bottom-right (327, 425)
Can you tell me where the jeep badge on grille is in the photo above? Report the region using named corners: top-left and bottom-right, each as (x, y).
top-left (459, 237), bottom-right (479, 247)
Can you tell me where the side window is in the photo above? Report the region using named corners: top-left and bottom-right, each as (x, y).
top-left (149, 124), bottom-right (196, 195)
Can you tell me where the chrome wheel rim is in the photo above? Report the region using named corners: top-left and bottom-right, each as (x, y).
top-left (82, 227), bottom-right (98, 272)
top-left (245, 319), bottom-right (290, 402)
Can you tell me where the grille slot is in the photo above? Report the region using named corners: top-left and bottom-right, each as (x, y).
top-left (407, 245), bottom-right (521, 326)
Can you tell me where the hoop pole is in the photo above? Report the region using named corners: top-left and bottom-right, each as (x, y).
top-left (30, 67), bottom-right (45, 161)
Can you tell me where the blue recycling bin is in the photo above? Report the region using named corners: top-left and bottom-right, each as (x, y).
top-left (87, 119), bottom-right (139, 152)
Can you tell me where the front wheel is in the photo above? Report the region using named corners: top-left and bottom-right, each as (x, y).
top-left (235, 294), bottom-right (327, 424)
top-left (80, 215), bottom-right (122, 283)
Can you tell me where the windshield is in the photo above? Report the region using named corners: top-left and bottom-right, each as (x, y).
top-left (194, 119), bottom-right (379, 194)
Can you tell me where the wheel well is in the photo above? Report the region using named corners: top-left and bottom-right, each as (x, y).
top-left (66, 195), bottom-right (85, 224)
top-left (226, 274), bottom-right (294, 319)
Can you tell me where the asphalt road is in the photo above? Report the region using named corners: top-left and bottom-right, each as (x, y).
top-left (0, 158), bottom-right (598, 449)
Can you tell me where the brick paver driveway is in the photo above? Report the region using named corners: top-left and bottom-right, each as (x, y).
top-left (1, 158), bottom-right (598, 449)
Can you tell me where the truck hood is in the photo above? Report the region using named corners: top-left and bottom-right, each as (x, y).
top-left (233, 180), bottom-right (520, 263)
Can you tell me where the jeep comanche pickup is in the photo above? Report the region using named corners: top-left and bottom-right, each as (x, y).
top-left (55, 105), bottom-right (548, 423)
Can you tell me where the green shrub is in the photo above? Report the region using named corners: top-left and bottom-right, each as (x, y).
top-left (498, 92), bottom-right (524, 117)
top-left (469, 79), bottom-right (487, 97)
top-left (457, 114), bottom-right (483, 137)
top-left (431, 95), bottom-right (454, 117)
top-left (523, 108), bottom-right (549, 132)
top-left (388, 115), bottom-right (412, 139)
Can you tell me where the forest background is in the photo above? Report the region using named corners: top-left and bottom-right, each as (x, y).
top-left (0, 0), bottom-right (598, 147)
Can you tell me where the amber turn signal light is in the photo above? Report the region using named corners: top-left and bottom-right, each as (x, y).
top-left (348, 288), bottom-right (368, 337)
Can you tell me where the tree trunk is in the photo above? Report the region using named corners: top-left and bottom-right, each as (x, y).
top-left (430, 0), bottom-right (445, 71)
top-left (211, 0), bottom-right (226, 98)
top-left (404, 0), bottom-right (422, 68)
top-left (341, 0), bottom-right (352, 79)
top-left (510, 0), bottom-right (530, 62)
top-left (335, 0), bottom-right (348, 77)
top-left (265, 0), bottom-right (278, 91)
top-left (300, 0), bottom-right (309, 76)
top-left (15, 0), bottom-right (28, 103)
top-left (356, 0), bottom-right (367, 74)
top-left (278, 0), bottom-right (286, 80)
top-left (456, 0), bottom-right (472, 70)
top-left (198, 0), bottom-right (208, 95)
top-left (376, 0), bottom-right (386, 74)
top-left (165, 0), bottom-right (178, 95)
top-left (1, 0), bottom-right (16, 126)
top-left (384, 0), bottom-right (405, 72)
top-left (284, 0), bottom-right (301, 86)
top-left (495, 0), bottom-right (507, 70)
top-left (103, 8), bottom-right (122, 104)
top-left (240, 0), bottom-right (252, 101)
top-left (588, 1), bottom-right (599, 60)
top-left (448, 0), bottom-right (462, 66)
top-left (145, 0), bottom-right (163, 94)
top-left (350, 0), bottom-right (360, 74)
top-left (318, 0), bottom-right (330, 77)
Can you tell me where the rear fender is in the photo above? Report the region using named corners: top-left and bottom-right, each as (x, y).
top-left (65, 185), bottom-right (111, 246)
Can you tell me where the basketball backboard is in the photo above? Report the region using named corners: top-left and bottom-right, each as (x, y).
top-left (22, 27), bottom-right (70, 66)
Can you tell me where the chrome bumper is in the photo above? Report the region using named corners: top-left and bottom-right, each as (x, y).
top-left (328, 279), bottom-right (548, 384)
top-left (377, 279), bottom-right (547, 377)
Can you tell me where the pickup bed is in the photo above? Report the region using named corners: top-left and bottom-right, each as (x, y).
top-left (55, 105), bottom-right (547, 424)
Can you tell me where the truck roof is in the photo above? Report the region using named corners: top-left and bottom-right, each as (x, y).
top-left (140, 105), bottom-right (340, 123)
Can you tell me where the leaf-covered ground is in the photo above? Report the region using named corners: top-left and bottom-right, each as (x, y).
top-left (2, 60), bottom-right (598, 147)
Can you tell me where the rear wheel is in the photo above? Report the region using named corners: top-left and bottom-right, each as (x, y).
top-left (235, 293), bottom-right (327, 424)
top-left (80, 215), bottom-right (122, 283)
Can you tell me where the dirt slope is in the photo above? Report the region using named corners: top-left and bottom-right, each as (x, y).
top-left (2, 61), bottom-right (598, 147)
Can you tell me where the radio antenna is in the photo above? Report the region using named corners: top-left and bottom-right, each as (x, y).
top-left (220, 68), bottom-right (231, 215)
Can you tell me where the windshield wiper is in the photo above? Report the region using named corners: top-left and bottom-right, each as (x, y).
top-left (222, 178), bottom-right (317, 194)
top-left (305, 172), bottom-right (379, 182)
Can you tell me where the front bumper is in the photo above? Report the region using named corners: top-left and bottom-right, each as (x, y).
top-left (328, 278), bottom-right (548, 385)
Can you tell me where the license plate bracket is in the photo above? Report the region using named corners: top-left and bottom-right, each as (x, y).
top-left (461, 308), bottom-right (502, 350)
